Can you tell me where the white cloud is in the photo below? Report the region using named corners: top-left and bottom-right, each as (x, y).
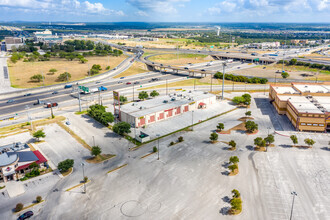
top-left (127, 0), bottom-right (190, 14)
top-left (0, 0), bottom-right (124, 16)
top-left (207, 7), bottom-right (221, 15)
top-left (135, 10), bottom-right (149, 16)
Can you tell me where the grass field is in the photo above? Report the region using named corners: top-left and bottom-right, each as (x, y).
top-left (148, 53), bottom-right (213, 65)
top-left (8, 55), bottom-right (127, 88)
top-left (114, 62), bottom-right (147, 78)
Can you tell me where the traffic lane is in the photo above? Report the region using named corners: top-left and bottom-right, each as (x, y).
top-left (0, 73), bottom-right (182, 116)
top-left (0, 71), bottom-right (163, 105)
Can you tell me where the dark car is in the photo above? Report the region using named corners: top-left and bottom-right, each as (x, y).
top-left (52, 91), bottom-right (58, 95)
top-left (17, 211), bottom-right (34, 220)
top-left (184, 67), bottom-right (189, 70)
top-left (6, 99), bottom-right (15, 103)
top-left (120, 77), bottom-right (125, 79)
top-left (23, 93), bottom-right (31, 97)
top-left (64, 84), bottom-right (72, 89)
top-left (160, 64), bottom-right (163, 66)
top-left (134, 81), bottom-right (140, 84)
top-left (201, 69), bottom-right (206, 72)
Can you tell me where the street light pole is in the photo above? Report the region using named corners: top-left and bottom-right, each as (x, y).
top-left (156, 134), bottom-right (160, 160)
top-left (191, 110), bottom-right (194, 131)
top-left (132, 83), bottom-right (135, 102)
top-left (81, 162), bottom-right (86, 194)
top-left (289, 191), bottom-right (298, 220)
top-left (210, 75), bottom-right (213, 92)
top-left (92, 136), bottom-right (95, 146)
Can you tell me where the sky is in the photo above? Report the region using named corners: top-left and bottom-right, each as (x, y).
top-left (0, 0), bottom-right (329, 23)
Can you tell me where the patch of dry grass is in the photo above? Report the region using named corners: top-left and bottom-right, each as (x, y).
top-left (114, 62), bottom-right (147, 78)
top-left (60, 167), bottom-right (73, 177)
top-left (149, 53), bottom-right (212, 65)
top-left (86, 154), bottom-right (116, 163)
top-left (8, 55), bottom-right (127, 88)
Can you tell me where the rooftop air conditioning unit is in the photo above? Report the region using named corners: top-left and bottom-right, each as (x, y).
top-left (140, 106), bottom-right (143, 109)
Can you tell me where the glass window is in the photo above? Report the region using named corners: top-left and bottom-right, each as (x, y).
top-left (319, 124), bottom-right (324, 126)
top-left (300, 123), bottom-right (306, 125)
top-left (313, 124), bottom-right (318, 126)
top-left (307, 123), bottom-right (312, 126)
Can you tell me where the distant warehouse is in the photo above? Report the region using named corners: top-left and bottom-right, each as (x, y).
top-left (120, 91), bottom-right (216, 128)
top-left (269, 83), bottom-right (330, 132)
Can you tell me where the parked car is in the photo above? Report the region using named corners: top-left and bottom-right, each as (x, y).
top-left (6, 99), bottom-right (15, 103)
top-left (17, 211), bottom-right (34, 220)
top-left (52, 91), bottom-right (58, 95)
top-left (64, 84), bottom-right (72, 89)
top-left (126, 82), bottom-right (131, 85)
top-left (23, 93), bottom-right (31, 97)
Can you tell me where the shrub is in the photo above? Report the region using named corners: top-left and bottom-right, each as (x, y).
top-left (15, 203), bottom-right (24, 212)
top-left (281, 72), bottom-right (290, 79)
top-left (57, 72), bottom-right (71, 81)
top-left (217, 123), bottom-right (224, 132)
top-left (245, 121), bottom-right (258, 133)
top-left (150, 90), bottom-right (160, 98)
top-left (229, 140), bottom-right (236, 149)
top-left (210, 132), bottom-right (218, 142)
top-left (30, 74), bottom-right (43, 82)
top-left (245, 111), bottom-right (251, 116)
top-left (178, 136), bottom-right (184, 142)
top-left (58, 159), bottom-right (74, 172)
top-left (138, 91), bottom-right (149, 100)
top-left (230, 198), bottom-right (242, 211)
top-left (91, 146), bottom-right (102, 157)
top-left (170, 141), bottom-right (175, 146)
top-left (232, 189), bottom-right (240, 198)
top-left (153, 146), bottom-right (158, 152)
top-left (229, 156), bottom-right (239, 164)
top-left (84, 176), bottom-right (88, 183)
top-left (33, 130), bottom-right (45, 141)
top-left (290, 135), bottom-right (298, 145)
top-left (228, 164), bottom-right (238, 172)
top-left (106, 66), bottom-right (110, 70)
top-left (304, 138), bottom-right (315, 147)
top-left (254, 137), bottom-right (266, 147)
top-left (36, 196), bottom-right (42, 203)
top-left (113, 122), bottom-right (131, 135)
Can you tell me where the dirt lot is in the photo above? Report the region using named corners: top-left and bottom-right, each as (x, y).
top-left (114, 62), bottom-right (148, 78)
top-left (149, 53), bottom-right (213, 65)
top-left (8, 55), bottom-right (127, 88)
top-left (231, 63), bottom-right (330, 81)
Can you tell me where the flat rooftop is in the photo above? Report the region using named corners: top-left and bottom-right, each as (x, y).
top-left (312, 96), bottom-right (330, 112)
top-left (288, 96), bottom-right (323, 114)
top-left (294, 84), bottom-right (330, 94)
top-left (273, 86), bottom-right (300, 95)
top-left (120, 90), bottom-right (215, 118)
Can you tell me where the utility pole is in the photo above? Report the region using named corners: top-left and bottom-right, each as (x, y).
top-left (78, 88), bottom-right (82, 112)
top-left (98, 90), bottom-right (101, 105)
top-left (191, 110), bottom-right (194, 131)
top-left (25, 105), bottom-right (33, 131)
top-left (92, 136), bottom-right (95, 146)
top-left (156, 134), bottom-right (160, 160)
top-left (210, 75), bottom-right (213, 92)
top-left (50, 103), bottom-right (54, 118)
top-left (132, 83), bottom-right (135, 101)
top-left (222, 62), bottom-right (227, 100)
top-left (289, 191), bottom-right (298, 220)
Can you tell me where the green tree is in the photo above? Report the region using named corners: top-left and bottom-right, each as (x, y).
top-left (232, 189), bottom-right (240, 198)
top-left (150, 90), bottom-right (160, 98)
top-left (90, 68), bottom-right (99, 75)
top-left (217, 123), bottom-right (224, 132)
top-left (33, 130), bottom-right (45, 141)
top-left (80, 58), bottom-right (88, 63)
top-left (210, 132), bottom-right (218, 142)
top-left (245, 111), bottom-right (251, 116)
top-left (228, 164), bottom-right (238, 172)
top-left (153, 146), bottom-right (158, 152)
top-left (290, 135), bottom-right (298, 146)
top-left (304, 138), bottom-right (315, 147)
top-left (242, 93), bottom-right (251, 105)
top-left (15, 203), bottom-right (24, 212)
top-left (49, 68), bottom-right (57, 75)
top-left (91, 146), bottom-right (102, 157)
top-left (36, 196), bottom-right (42, 203)
top-left (29, 162), bottom-right (39, 169)
top-left (138, 91), bottom-right (149, 100)
top-left (57, 72), bottom-right (71, 81)
top-left (58, 159), bottom-right (74, 172)
top-left (245, 121), bottom-right (258, 133)
top-left (229, 140), bottom-right (236, 149)
top-left (254, 137), bottom-right (266, 147)
top-left (232, 96), bottom-right (245, 105)
top-left (265, 134), bottom-right (275, 146)
top-left (289, 58), bottom-right (297, 65)
top-left (119, 95), bottom-right (127, 103)
top-left (281, 72), bottom-right (290, 79)
top-left (230, 198), bottom-right (242, 211)
top-left (106, 66), bottom-right (110, 70)
top-left (229, 156), bottom-right (239, 164)
top-left (92, 64), bottom-right (102, 70)
top-left (113, 122), bottom-right (131, 135)
top-left (30, 74), bottom-right (43, 82)
top-left (99, 112), bottom-right (114, 125)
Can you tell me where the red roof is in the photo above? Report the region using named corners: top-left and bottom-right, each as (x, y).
top-left (16, 150), bottom-right (47, 171)
top-left (199, 102), bottom-right (206, 106)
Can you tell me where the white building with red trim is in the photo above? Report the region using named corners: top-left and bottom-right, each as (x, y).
top-left (120, 91), bottom-right (216, 128)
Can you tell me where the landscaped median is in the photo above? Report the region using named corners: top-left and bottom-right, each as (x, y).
top-left (107, 164), bottom-right (128, 174)
top-left (65, 179), bottom-right (91, 192)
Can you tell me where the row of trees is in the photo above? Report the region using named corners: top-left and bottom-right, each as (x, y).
top-left (214, 72), bottom-right (268, 84)
top-left (138, 90), bottom-right (160, 100)
top-left (290, 135), bottom-right (315, 147)
top-left (30, 72), bottom-right (71, 83)
top-left (88, 104), bottom-right (114, 126)
top-left (278, 58), bottom-right (330, 71)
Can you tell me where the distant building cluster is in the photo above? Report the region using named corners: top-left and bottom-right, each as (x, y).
top-left (269, 83), bottom-right (330, 132)
top-left (33, 29), bottom-right (63, 46)
top-left (89, 34), bottom-right (131, 40)
top-left (246, 42), bottom-right (280, 49)
top-left (290, 39), bottom-right (329, 45)
top-left (2, 37), bottom-right (24, 51)
top-left (0, 142), bottom-right (48, 183)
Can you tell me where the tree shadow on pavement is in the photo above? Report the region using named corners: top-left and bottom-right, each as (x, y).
top-left (279, 144), bottom-right (292, 148)
top-left (321, 147), bottom-right (330, 151)
top-left (81, 114), bottom-right (105, 129)
top-left (246, 145), bottom-right (254, 151)
top-left (219, 207), bottom-right (230, 215)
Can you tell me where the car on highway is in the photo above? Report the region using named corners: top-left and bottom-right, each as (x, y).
top-left (160, 64), bottom-right (163, 66)
top-left (263, 67), bottom-right (266, 69)
top-left (117, 81), bottom-right (123, 84)
top-left (45, 102), bottom-right (58, 108)
top-left (184, 67), bottom-right (189, 70)
top-left (64, 84), bottom-right (72, 89)
top-left (201, 69), bottom-right (206, 72)
top-left (237, 67), bottom-right (241, 69)
top-left (120, 77), bottom-right (125, 79)
top-left (114, 67), bottom-right (117, 70)
top-left (6, 99), bottom-right (15, 103)
top-left (23, 93), bottom-right (31, 97)
top-left (188, 63), bottom-right (192, 65)
top-left (126, 82), bottom-right (132, 85)
top-left (52, 91), bottom-right (58, 95)
top-left (98, 86), bottom-right (107, 91)
top-left (95, 81), bottom-right (101, 84)
top-left (152, 62), bottom-right (155, 64)
top-left (17, 211), bottom-right (34, 220)
top-left (134, 81), bottom-right (140, 84)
